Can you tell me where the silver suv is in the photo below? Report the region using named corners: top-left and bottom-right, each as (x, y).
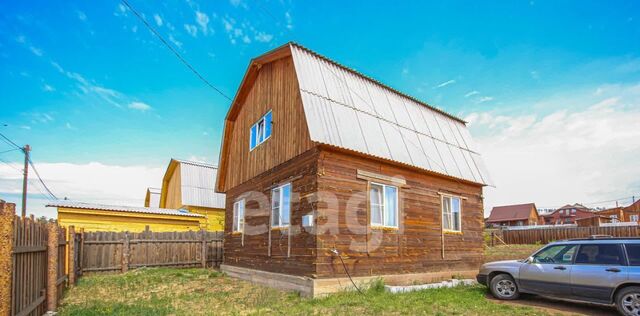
top-left (477, 237), bottom-right (640, 316)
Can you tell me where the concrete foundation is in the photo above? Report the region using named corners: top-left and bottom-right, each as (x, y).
top-left (221, 264), bottom-right (479, 297)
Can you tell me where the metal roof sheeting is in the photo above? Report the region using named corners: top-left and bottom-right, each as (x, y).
top-left (46, 201), bottom-right (204, 218)
top-left (175, 159), bottom-right (226, 209)
top-left (290, 45), bottom-right (493, 186)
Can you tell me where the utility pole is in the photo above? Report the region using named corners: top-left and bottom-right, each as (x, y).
top-left (21, 144), bottom-right (30, 218)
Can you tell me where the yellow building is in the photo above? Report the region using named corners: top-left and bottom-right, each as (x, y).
top-left (48, 201), bottom-right (204, 232)
top-left (159, 159), bottom-right (226, 231)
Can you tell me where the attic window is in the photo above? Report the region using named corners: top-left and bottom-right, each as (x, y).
top-left (250, 111), bottom-right (272, 150)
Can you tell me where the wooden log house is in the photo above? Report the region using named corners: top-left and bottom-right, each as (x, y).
top-left (216, 42), bottom-right (492, 296)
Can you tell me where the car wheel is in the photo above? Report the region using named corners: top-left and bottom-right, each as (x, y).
top-left (489, 274), bottom-right (520, 300)
top-left (616, 286), bottom-right (640, 316)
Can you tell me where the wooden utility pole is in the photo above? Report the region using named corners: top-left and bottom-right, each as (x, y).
top-left (21, 144), bottom-right (30, 218)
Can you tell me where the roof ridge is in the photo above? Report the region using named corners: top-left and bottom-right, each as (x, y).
top-left (288, 42), bottom-right (467, 124)
top-left (173, 158), bottom-right (218, 168)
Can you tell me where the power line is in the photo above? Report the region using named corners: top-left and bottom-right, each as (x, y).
top-left (120, 0), bottom-right (232, 101)
top-left (0, 157), bottom-right (22, 173)
top-left (0, 148), bottom-right (21, 155)
top-left (28, 158), bottom-right (58, 200)
top-left (0, 132), bottom-right (22, 150)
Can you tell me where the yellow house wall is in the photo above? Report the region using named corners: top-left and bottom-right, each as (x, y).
top-left (57, 207), bottom-right (202, 232)
top-left (185, 206), bottom-right (225, 231)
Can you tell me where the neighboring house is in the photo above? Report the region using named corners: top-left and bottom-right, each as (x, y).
top-left (159, 159), bottom-right (226, 231)
top-left (541, 203), bottom-right (595, 225)
top-left (144, 187), bottom-right (161, 207)
top-left (624, 199), bottom-right (640, 222)
top-left (596, 207), bottom-right (624, 223)
top-left (215, 43), bottom-right (491, 296)
top-left (48, 201), bottom-right (204, 232)
top-left (486, 203), bottom-right (539, 227)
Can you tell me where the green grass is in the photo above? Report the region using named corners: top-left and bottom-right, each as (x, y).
top-left (59, 267), bottom-right (558, 316)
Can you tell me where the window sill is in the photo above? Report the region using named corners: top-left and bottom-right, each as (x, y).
top-left (231, 232), bottom-right (242, 235)
top-left (371, 225), bottom-right (399, 231)
top-left (271, 226), bottom-right (290, 230)
top-left (443, 230), bottom-right (463, 235)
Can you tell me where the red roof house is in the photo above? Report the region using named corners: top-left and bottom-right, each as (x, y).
top-left (486, 203), bottom-right (539, 227)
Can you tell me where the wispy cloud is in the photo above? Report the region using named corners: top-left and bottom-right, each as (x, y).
top-left (169, 35), bottom-right (183, 49)
top-left (221, 15), bottom-right (272, 45)
top-left (29, 46), bottom-right (43, 57)
top-left (476, 96), bottom-right (494, 103)
top-left (254, 32), bottom-right (272, 43)
top-left (42, 84), bottom-right (55, 92)
top-left (435, 79), bottom-right (456, 88)
top-left (77, 10), bottom-right (87, 21)
top-left (285, 11), bottom-right (293, 30)
top-left (184, 24), bottom-right (198, 37)
top-left (128, 101), bottom-right (152, 112)
top-left (464, 90), bottom-right (479, 98)
top-left (195, 11), bottom-right (212, 35)
top-left (65, 122), bottom-right (77, 130)
top-left (468, 83), bottom-right (640, 214)
top-left (153, 14), bottom-right (163, 27)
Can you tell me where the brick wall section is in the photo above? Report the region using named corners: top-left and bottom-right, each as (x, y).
top-left (0, 200), bottom-right (15, 316)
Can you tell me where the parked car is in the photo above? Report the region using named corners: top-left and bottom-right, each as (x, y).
top-left (477, 237), bottom-right (640, 316)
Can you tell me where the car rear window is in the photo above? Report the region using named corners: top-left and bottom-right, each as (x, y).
top-left (575, 244), bottom-right (624, 265)
top-left (626, 244), bottom-right (640, 266)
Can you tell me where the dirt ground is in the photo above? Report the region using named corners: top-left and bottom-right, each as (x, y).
top-left (486, 293), bottom-right (618, 316)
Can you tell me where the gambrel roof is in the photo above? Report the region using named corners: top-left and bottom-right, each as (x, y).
top-left (162, 159), bottom-right (226, 209)
top-left (217, 43), bottom-right (492, 190)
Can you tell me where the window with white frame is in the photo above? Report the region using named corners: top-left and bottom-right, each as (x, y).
top-left (232, 199), bottom-right (245, 232)
top-left (611, 215), bottom-right (619, 223)
top-left (271, 183), bottom-right (291, 227)
top-left (442, 195), bottom-right (462, 232)
top-left (369, 183), bottom-right (398, 227)
top-left (631, 215), bottom-right (639, 222)
top-left (250, 111), bottom-right (272, 150)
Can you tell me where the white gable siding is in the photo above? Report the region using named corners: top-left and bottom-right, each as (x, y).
top-left (291, 45), bottom-right (492, 185)
top-left (178, 161), bottom-right (226, 209)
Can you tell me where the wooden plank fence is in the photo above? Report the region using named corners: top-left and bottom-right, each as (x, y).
top-left (0, 200), bottom-right (70, 316)
top-left (502, 225), bottom-right (640, 244)
top-left (80, 228), bottom-right (223, 273)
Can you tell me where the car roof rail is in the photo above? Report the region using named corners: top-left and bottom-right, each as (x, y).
top-left (560, 236), bottom-right (640, 242)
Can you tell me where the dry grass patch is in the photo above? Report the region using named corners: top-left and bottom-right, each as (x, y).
top-left (484, 244), bottom-right (542, 262)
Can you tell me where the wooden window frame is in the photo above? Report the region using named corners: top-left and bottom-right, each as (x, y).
top-left (369, 182), bottom-right (399, 229)
top-left (249, 110), bottom-right (272, 151)
top-left (271, 183), bottom-right (291, 229)
top-left (441, 193), bottom-right (463, 233)
top-left (232, 199), bottom-right (245, 233)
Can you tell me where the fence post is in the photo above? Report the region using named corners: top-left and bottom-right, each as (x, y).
top-left (490, 231), bottom-right (495, 247)
top-left (68, 226), bottom-right (76, 286)
top-left (122, 232), bottom-right (130, 273)
top-left (200, 230), bottom-right (207, 268)
top-left (0, 201), bottom-right (15, 316)
top-left (46, 222), bottom-right (59, 312)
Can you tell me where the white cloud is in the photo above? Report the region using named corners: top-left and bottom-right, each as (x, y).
top-left (254, 32), bottom-right (272, 43)
top-left (464, 90), bottom-right (479, 98)
top-left (230, 0), bottom-right (242, 7)
top-left (195, 11), bottom-right (211, 35)
top-left (153, 14), bottom-right (163, 27)
top-left (42, 84), bottom-right (55, 92)
top-left (77, 10), bottom-right (87, 21)
top-left (169, 35), bottom-right (183, 49)
top-left (184, 24), bottom-right (198, 37)
top-left (128, 101), bottom-right (152, 111)
top-left (65, 122), bottom-right (76, 130)
top-left (477, 96), bottom-right (494, 103)
top-left (469, 84), bottom-right (640, 215)
top-left (435, 79), bottom-right (455, 88)
top-left (29, 46), bottom-right (43, 57)
top-left (0, 162), bottom-right (164, 218)
top-left (285, 11), bottom-right (293, 30)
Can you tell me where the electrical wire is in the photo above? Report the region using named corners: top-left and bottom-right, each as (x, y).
top-left (0, 157), bottom-right (22, 173)
top-left (331, 249), bottom-right (363, 294)
top-left (0, 148), bottom-right (20, 155)
top-left (120, 0), bottom-right (232, 101)
top-left (28, 158), bottom-right (58, 200)
top-left (0, 132), bottom-right (22, 150)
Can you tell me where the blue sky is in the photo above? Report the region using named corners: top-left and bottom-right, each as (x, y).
top-left (1, 0), bottom-right (640, 217)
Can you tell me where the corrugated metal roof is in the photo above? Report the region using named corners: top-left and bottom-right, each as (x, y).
top-left (290, 44), bottom-right (493, 186)
top-left (174, 159), bottom-right (226, 209)
top-left (146, 187), bottom-right (161, 208)
top-left (46, 201), bottom-right (204, 218)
